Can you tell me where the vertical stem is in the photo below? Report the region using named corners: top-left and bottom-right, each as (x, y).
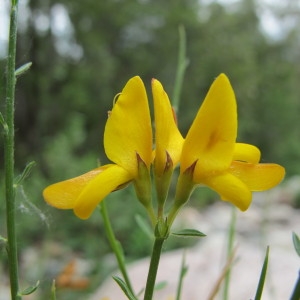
top-left (175, 251), bottom-right (187, 300)
top-left (290, 270), bottom-right (300, 300)
top-left (99, 201), bottom-right (135, 296)
top-left (143, 237), bottom-right (165, 300)
top-left (172, 25), bottom-right (188, 113)
top-left (5, 1), bottom-right (21, 299)
top-left (223, 206), bottom-right (236, 300)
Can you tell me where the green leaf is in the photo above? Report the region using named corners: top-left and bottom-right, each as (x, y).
top-left (19, 280), bottom-right (39, 295)
top-left (15, 62), bottom-right (32, 77)
top-left (154, 281), bottom-right (167, 291)
top-left (292, 232), bottom-right (300, 257)
top-left (290, 272), bottom-right (300, 300)
top-left (0, 112), bottom-right (8, 135)
top-left (51, 280), bottom-right (57, 300)
top-left (176, 251), bottom-right (188, 300)
top-left (113, 276), bottom-right (138, 300)
top-left (254, 246), bottom-right (269, 300)
top-left (0, 235), bottom-right (8, 243)
top-left (171, 229), bottom-right (206, 238)
top-left (14, 161), bottom-right (36, 186)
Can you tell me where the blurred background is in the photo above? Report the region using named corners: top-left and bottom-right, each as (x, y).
top-left (0, 0), bottom-right (300, 298)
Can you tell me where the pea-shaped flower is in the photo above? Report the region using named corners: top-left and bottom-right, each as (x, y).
top-left (43, 76), bottom-right (153, 219)
top-left (168, 74), bottom-right (285, 223)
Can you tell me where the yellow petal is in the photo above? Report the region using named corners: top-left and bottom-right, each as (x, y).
top-left (233, 143), bottom-right (261, 163)
top-left (152, 79), bottom-right (184, 175)
top-left (43, 165), bottom-right (112, 209)
top-left (181, 74), bottom-right (237, 176)
top-left (74, 165), bottom-right (132, 219)
top-left (104, 76), bottom-right (152, 177)
top-left (229, 161), bottom-right (285, 191)
top-left (202, 172), bottom-right (252, 211)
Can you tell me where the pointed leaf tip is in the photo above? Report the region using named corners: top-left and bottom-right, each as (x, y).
top-left (172, 228), bottom-right (206, 238)
top-left (292, 232), bottom-right (300, 257)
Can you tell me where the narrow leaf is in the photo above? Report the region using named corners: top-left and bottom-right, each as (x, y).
top-left (254, 246), bottom-right (269, 300)
top-left (176, 251), bottom-right (188, 300)
top-left (154, 281), bottom-right (167, 291)
top-left (0, 112), bottom-right (8, 134)
top-left (290, 271), bottom-right (300, 300)
top-left (0, 235), bottom-right (8, 243)
top-left (19, 280), bottom-right (39, 295)
top-left (51, 280), bottom-right (57, 300)
top-left (172, 228), bottom-right (206, 238)
top-left (223, 206), bottom-right (237, 300)
top-left (292, 232), bottom-right (300, 257)
top-left (113, 276), bottom-right (138, 300)
top-left (15, 62), bottom-right (32, 77)
top-left (14, 161), bottom-right (36, 185)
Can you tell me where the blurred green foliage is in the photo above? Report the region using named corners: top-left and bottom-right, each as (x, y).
top-left (1, 0), bottom-right (300, 297)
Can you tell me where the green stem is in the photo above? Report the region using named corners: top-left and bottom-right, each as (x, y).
top-left (172, 25), bottom-right (189, 113)
top-left (143, 237), bottom-right (165, 300)
top-left (223, 206), bottom-right (236, 300)
top-left (99, 201), bottom-right (135, 296)
top-left (175, 251), bottom-right (187, 300)
top-left (5, 1), bottom-right (21, 299)
top-left (290, 270), bottom-right (300, 300)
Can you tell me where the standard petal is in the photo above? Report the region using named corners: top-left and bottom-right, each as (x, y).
top-left (201, 172), bottom-right (252, 211)
top-left (233, 143), bottom-right (261, 163)
top-left (229, 161), bottom-right (285, 191)
top-left (181, 74), bottom-right (237, 175)
top-left (152, 78), bottom-right (184, 175)
top-left (43, 165), bottom-right (112, 209)
top-left (104, 76), bottom-right (152, 177)
top-left (74, 164), bottom-right (133, 219)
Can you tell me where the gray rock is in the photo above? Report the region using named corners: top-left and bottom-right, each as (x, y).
top-left (92, 193), bottom-right (299, 300)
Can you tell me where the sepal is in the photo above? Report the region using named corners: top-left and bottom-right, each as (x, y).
top-left (133, 153), bottom-right (152, 208)
top-left (154, 217), bottom-right (169, 239)
top-left (154, 151), bottom-right (174, 215)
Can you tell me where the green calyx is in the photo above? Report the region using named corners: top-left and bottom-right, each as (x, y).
top-left (154, 151), bottom-right (174, 217)
top-left (167, 161), bottom-right (197, 226)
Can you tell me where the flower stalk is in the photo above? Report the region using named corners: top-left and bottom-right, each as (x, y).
top-left (99, 201), bottom-right (135, 297)
top-left (143, 236), bottom-right (165, 300)
top-left (4, 1), bottom-right (21, 299)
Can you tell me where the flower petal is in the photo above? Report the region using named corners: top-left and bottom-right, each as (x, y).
top-left (201, 172), bottom-right (252, 211)
top-left (181, 74), bottom-right (237, 176)
top-left (152, 79), bottom-right (184, 175)
top-left (233, 143), bottom-right (261, 163)
top-left (43, 165), bottom-right (112, 209)
top-left (104, 76), bottom-right (152, 177)
top-left (229, 161), bottom-right (285, 191)
top-left (74, 165), bottom-right (133, 219)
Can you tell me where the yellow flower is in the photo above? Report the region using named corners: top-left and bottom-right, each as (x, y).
top-left (175, 73), bottom-right (285, 212)
top-left (151, 79), bottom-right (184, 210)
top-left (43, 76), bottom-right (153, 219)
top-left (152, 78), bottom-right (184, 177)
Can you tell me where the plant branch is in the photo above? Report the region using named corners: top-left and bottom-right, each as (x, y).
top-left (4, 1), bottom-right (21, 299)
top-left (99, 201), bottom-right (135, 297)
top-left (143, 237), bottom-right (165, 300)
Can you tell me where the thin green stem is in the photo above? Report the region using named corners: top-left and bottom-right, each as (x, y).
top-left (172, 25), bottom-right (189, 113)
top-left (143, 237), bottom-right (165, 300)
top-left (223, 206), bottom-right (236, 300)
top-left (290, 270), bottom-right (300, 300)
top-left (175, 251), bottom-right (187, 300)
top-left (5, 1), bottom-right (21, 299)
top-left (99, 201), bottom-right (135, 296)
